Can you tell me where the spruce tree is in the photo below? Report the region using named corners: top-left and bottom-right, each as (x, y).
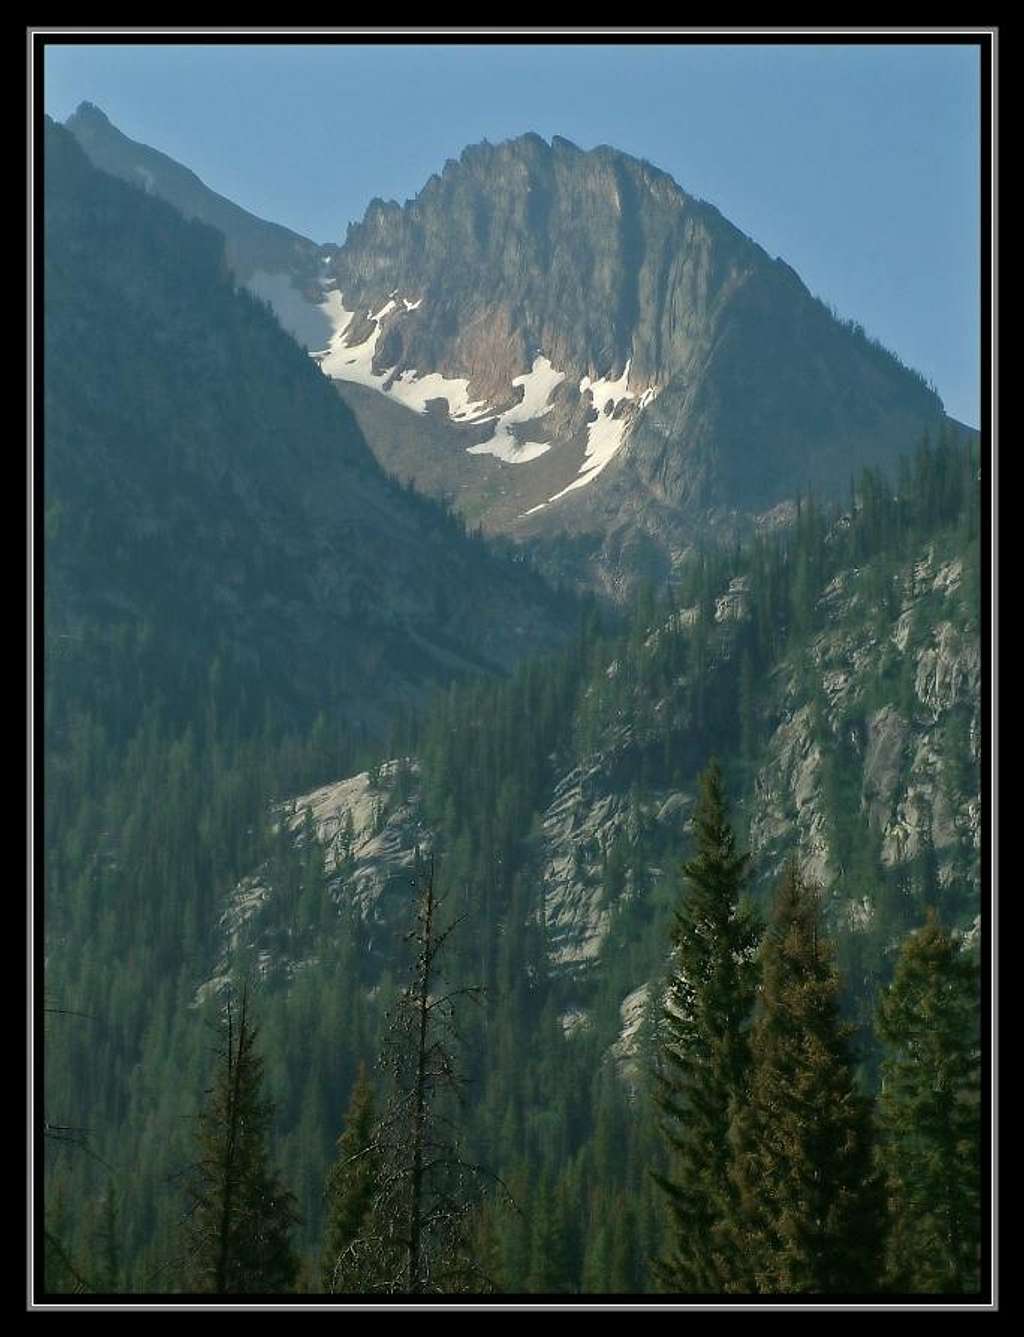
top-left (875, 911), bottom-right (981, 1293)
top-left (320, 1062), bottom-right (382, 1294)
top-left (729, 862), bottom-right (884, 1294)
top-left (653, 759), bottom-right (761, 1292)
top-left (182, 984), bottom-right (300, 1294)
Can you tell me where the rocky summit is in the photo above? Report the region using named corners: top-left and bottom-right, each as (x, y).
top-left (66, 114), bottom-right (950, 599)
top-left (320, 135), bottom-right (948, 592)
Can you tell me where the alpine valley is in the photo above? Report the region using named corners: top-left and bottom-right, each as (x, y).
top-left (42, 105), bottom-right (984, 1298)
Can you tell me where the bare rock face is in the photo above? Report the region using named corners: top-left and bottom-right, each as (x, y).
top-left (748, 537), bottom-right (980, 912)
top-left (536, 762), bottom-right (691, 970)
top-left (915, 621), bottom-right (979, 720)
top-left (285, 762), bottom-right (429, 924)
top-left (608, 984), bottom-right (652, 1090)
top-left (861, 706), bottom-right (909, 834)
top-left (199, 740), bottom-right (693, 1001)
top-left (323, 135), bottom-right (946, 589)
top-left (750, 704), bottom-right (834, 888)
top-left (196, 761), bottom-right (428, 1001)
top-left (537, 766), bottom-right (617, 969)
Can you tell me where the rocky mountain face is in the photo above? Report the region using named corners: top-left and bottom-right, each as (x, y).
top-left (44, 118), bottom-right (571, 735)
top-left (326, 136), bottom-right (941, 507)
top-left (200, 513), bottom-right (980, 1081)
top-left (67, 111), bottom-right (949, 599)
top-left (747, 549), bottom-right (980, 898)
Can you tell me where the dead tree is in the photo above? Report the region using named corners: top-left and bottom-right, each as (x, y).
top-left (333, 856), bottom-right (502, 1295)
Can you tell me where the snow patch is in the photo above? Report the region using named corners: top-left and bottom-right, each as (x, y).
top-left (313, 289), bottom-right (491, 419)
top-left (313, 290), bottom-right (386, 390)
top-left (466, 356), bottom-right (566, 464)
top-left (547, 361), bottom-right (659, 503)
top-left (311, 290), bottom-right (655, 478)
top-left (388, 368), bottom-right (492, 419)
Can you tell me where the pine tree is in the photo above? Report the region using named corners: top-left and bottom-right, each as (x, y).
top-left (320, 1062), bottom-right (382, 1293)
top-left (182, 984), bottom-right (300, 1294)
top-left (653, 759), bottom-right (761, 1292)
top-left (875, 911), bottom-right (982, 1293)
top-left (729, 862), bottom-right (884, 1294)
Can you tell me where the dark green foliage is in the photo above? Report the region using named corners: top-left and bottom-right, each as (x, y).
top-left (653, 761), bottom-right (761, 1292)
top-left (182, 986), bottom-right (300, 1294)
top-left (42, 423), bottom-right (981, 1289)
top-left (876, 911), bottom-right (982, 1293)
top-left (85, 1182), bottom-right (122, 1293)
top-left (729, 863), bottom-right (885, 1294)
top-left (43, 1182), bottom-right (87, 1295)
top-left (320, 1064), bottom-right (381, 1293)
top-left (525, 1172), bottom-right (576, 1293)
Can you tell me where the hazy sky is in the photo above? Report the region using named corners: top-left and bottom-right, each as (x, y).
top-left (42, 38), bottom-right (983, 427)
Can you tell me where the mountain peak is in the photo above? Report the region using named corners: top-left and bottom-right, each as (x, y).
top-left (68, 100), bottom-right (111, 128)
top-left (323, 127), bottom-right (944, 585)
top-left (61, 107), bottom-right (948, 599)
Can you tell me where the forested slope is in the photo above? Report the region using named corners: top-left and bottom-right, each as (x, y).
top-left (41, 118), bottom-right (573, 1293)
top-left (44, 415), bottom-right (982, 1292)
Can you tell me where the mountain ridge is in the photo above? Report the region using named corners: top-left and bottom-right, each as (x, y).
top-left (65, 107), bottom-right (950, 598)
top-left (65, 101), bottom-right (331, 283)
top-left (44, 116), bottom-right (572, 737)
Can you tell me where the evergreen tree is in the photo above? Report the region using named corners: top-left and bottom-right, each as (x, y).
top-left (729, 862), bottom-right (884, 1294)
top-left (43, 1179), bottom-right (88, 1294)
top-left (653, 760), bottom-right (761, 1292)
top-left (87, 1181), bottom-right (121, 1292)
top-left (525, 1172), bottom-right (574, 1293)
top-left (320, 1063), bottom-right (382, 1294)
top-left (182, 984), bottom-right (300, 1294)
top-left (875, 911), bottom-right (982, 1293)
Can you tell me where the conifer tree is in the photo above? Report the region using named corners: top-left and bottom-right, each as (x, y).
top-left (875, 911), bottom-right (981, 1293)
top-left (320, 1062), bottom-right (381, 1294)
top-left (43, 1180), bottom-right (88, 1294)
top-left (526, 1172), bottom-right (574, 1293)
top-left (84, 1181), bottom-right (120, 1292)
top-left (653, 760), bottom-right (761, 1292)
top-left (729, 862), bottom-right (884, 1294)
top-left (182, 984), bottom-right (300, 1294)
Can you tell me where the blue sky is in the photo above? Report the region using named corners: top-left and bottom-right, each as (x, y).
top-left (43, 39), bottom-right (982, 427)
